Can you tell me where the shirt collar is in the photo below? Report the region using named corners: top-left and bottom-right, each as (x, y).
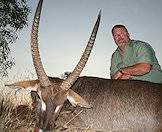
top-left (116, 40), bottom-right (132, 53)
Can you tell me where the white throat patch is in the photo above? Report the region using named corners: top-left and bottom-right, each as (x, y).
top-left (54, 105), bottom-right (62, 113)
top-left (39, 129), bottom-right (43, 132)
top-left (38, 90), bottom-right (46, 112)
top-left (41, 99), bottom-right (46, 111)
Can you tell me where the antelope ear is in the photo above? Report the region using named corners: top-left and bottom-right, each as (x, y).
top-left (67, 89), bottom-right (91, 108)
top-left (5, 83), bottom-right (25, 89)
top-left (5, 83), bottom-right (25, 94)
top-left (5, 80), bottom-right (39, 91)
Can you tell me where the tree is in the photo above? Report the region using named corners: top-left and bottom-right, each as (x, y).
top-left (61, 72), bottom-right (71, 79)
top-left (0, 0), bottom-right (30, 77)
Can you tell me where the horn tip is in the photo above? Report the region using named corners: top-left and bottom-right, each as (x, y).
top-left (99, 9), bottom-right (102, 17)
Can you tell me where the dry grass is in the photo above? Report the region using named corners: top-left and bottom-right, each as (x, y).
top-left (0, 78), bottom-right (36, 132)
top-left (0, 98), bottom-right (36, 131)
top-left (0, 97), bottom-right (97, 132)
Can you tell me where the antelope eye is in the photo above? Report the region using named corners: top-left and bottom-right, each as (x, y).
top-left (31, 91), bottom-right (40, 101)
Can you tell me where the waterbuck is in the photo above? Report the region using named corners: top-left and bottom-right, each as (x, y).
top-left (5, 0), bottom-right (101, 131)
top-left (5, 0), bottom-right (162, 131)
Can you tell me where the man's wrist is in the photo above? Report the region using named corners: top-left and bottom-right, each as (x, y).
top-left (120, 69), bottom-right (133, 79)
top-left (119, 69), bottom-right (124, 74)
top-left (120, 69), bottom-right (129, 75)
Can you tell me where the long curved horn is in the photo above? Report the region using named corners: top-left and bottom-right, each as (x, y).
top-left (61, 10), bottom-right (101, 90)
top-left (31, 0), bottom-right (51, 87)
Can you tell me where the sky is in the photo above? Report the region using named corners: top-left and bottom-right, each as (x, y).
top-left (6, 0), bottom-right (162, 81)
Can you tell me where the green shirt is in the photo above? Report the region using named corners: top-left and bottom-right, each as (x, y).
top-left (110, 40), bottom-right (162, 83)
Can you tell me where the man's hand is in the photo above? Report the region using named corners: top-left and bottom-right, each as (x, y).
top-left (112, 71), bottom-right (123, 79)
top-left (111, 63), bottom-right (151, 80)
top-left (119, 73), bottom-right (132, 79)
top-left (112, 70), bottom-right (132, 80)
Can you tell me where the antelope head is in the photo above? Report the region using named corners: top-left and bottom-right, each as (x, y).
top-left (26, 0), bottom-right (101, 130)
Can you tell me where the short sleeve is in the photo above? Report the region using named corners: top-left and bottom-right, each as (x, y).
top-left (135, 43), bottom-right (154, 64)
top-left (110, 52), bottom-right (119, 76)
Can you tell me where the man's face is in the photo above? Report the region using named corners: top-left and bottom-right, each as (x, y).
top-left (112, 27), bottom-right (130, 47)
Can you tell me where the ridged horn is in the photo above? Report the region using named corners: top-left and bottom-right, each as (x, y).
top-left (31, 0), bottom-right (51, 87)
top-left (61, 10), bottom-right (101, 90)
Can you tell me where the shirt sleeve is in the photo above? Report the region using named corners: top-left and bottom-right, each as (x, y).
top-left (135, 43), bottom-right (155, 64)
top-left (110, 52), bottom-right (119, 76)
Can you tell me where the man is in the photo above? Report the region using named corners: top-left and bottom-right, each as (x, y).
top-left (110, 24), bottom-right (162, 83)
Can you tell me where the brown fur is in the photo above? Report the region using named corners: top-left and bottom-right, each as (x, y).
top-left (61, 76), bottom-right (162, 131)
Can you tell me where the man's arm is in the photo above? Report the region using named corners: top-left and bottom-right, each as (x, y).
top-left (112, 62), bottom-right (152, 79)
top-left (121, 62), bottom-right (152, 76)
